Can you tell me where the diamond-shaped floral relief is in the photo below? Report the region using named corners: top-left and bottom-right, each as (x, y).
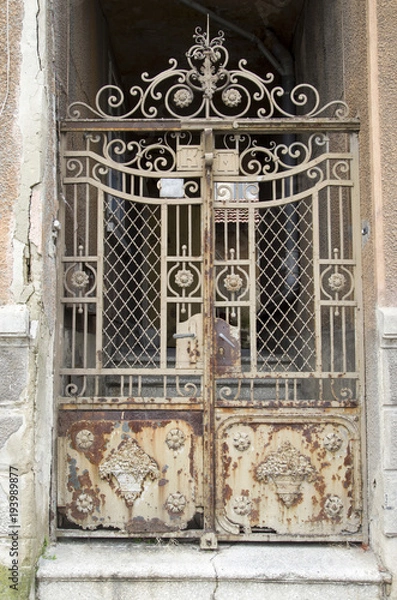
top-left (175, 269), bottom-right (194, 289)
top-left (328, 272), bottom-right (346, 292)
top-left (99, 438), bottom-right (160, 507)
top-left (224, 273), bottom-right (243, 293)
top-left (165, 492), bottom-right (187, 514)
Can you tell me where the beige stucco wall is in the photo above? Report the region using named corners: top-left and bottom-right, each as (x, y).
top-left (0, 0), bottom-right (23, 303)
top-left (368, 0), bottom-right (397, 593)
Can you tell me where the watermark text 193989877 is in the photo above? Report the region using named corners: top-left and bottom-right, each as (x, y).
top-left (8, 466), bottom-right (20, 592)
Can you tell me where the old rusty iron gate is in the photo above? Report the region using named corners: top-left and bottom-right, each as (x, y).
top-left (57, 26), bottom-right (364, 545)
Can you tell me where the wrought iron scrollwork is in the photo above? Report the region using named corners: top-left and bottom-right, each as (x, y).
top-left (66, 26), bottom-right (350, 122)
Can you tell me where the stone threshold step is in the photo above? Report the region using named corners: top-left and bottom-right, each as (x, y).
top-left (36, 541), bottom-right (391, 600)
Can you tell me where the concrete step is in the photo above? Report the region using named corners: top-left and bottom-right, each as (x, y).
top-left (36, 541), bottom-right (391, 600)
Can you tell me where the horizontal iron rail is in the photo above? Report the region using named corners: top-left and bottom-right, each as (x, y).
top-left (60, 117), bottom-right (360, 133)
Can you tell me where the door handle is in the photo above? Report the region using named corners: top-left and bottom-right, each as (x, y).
top-left (219, 332), bottom-right (235, 348)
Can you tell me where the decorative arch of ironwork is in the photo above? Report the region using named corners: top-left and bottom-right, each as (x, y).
top-left (66, 24), bottom-right (351, 122)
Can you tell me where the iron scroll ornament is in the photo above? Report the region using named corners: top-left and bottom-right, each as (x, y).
top-left (67, 25), bottom-right (350, 121)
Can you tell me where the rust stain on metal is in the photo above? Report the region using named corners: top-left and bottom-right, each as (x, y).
top-left (58, 92), bottom-right (363, 541)
top-left (223, 484), bottom-right (233, 502)
top-left (69, 420), bottom-right (114, 464)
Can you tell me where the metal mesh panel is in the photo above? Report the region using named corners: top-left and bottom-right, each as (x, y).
top-left (102, 197), bottom-right (161, 367)
top-left (256, 198), bottom-right (315, 372)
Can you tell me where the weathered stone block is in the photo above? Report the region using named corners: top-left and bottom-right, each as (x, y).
top-left (0, 306), bottom-right (29, 339)
top-left (384, 472), bottom-right (397, 536)
top-left (379, 307), bottom-right (397, 350)
top-left (0, 416), bottom-right (23, 450)
top-left (0, 347), bottom-right (28, 404)
top-left (36, 542), bottom-right (390, 600)
top-left (384, 409), bottom-right (397, 469)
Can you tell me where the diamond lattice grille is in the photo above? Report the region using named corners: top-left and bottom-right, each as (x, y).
top-left (256, 199), bottom-right (315, 372)
top-left (103, 198), bottom-right (161, 367)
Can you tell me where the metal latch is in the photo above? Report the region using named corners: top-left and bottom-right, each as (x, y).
top-left (173, 333), bottom-right (196, 339)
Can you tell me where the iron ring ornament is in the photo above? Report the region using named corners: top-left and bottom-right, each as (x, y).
top-left (175, 269), bottom-right (194, 289)
top-left (232, 431), bottom-right (251, 452)
top-left (224, 273), bottom-right (243, 293)
top-left (323, 432), bottom-right (343, 453)
top-left (232, 495), bottom-right (253, 516)
top-left (324, 495), bottom-right (344, 519)
top-left (70, 269), bottom-right (90, 290)
top-left (328, 272), bottom-right (346, 292)
top-left (66, 24), bottom-right (350, 121)
top-left (74, 492), bottom-right (95, 515)
top-left (165, 428), bottom-right (186, 452)
top-left (165, 492), bottom-right (187, 514)
top-left (75, 429), bottom-right (95, 450)
top-left (174, 88), bottom-right (194, 108)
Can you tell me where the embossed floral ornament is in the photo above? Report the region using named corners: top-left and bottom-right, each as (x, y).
top-left (165, 428), bottom-right (186, 451)
top-left (75, 492), bottom-right (94, 514)
top-left (165, 492), bottom-right (187, 514)
top-left (233, 431), bottom-right (251, 452)
top-left (224, 273), bottom-right (243, 293)
top-left (323, 432), bottom-right (343, 453)
top-left (232, 495), bottom-right (252, 516)
top-left (324, 495), bottom-right (343, 518)
top-left (71, 269), bottom-right (90, 290)
top-left (255, 441), bottom-right (317, 507)
top-left (175, 268), bottom-right (194, 288)
top-left (174, 88), bottom-right (193, 108)
top-left (222, 87), bottom-right (242, 107)
top-left (328, 272), bottom-right (346, 292)
top-left (76, 429), bottom-right (95, 450)
top-left (99, 437), bottom-right (160, 506)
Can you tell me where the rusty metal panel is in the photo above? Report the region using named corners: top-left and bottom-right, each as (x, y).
top-left (58, 410), bottom-right (204, 533)
top-left (216, 414), bottom-right (361, 538)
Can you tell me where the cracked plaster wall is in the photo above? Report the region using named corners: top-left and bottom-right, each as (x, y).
top-left (0, 0), bottom-right (57, 597)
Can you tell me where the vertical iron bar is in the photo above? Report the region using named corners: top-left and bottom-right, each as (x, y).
top-left (202, 128), bottom-right (216, 541)
top-left (96, 189), bottom-right (104, 373)
top-left (160, 203), bottom-right (168, 368)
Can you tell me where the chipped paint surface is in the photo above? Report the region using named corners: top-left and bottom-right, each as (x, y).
top-left (216, 415), bottom-right (361, 537)
top-left (58, 411), bottom-right (204, 532)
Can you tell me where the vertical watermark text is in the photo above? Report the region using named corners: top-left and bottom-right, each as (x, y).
top-left (8, 466), bottom-right (20, 592)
